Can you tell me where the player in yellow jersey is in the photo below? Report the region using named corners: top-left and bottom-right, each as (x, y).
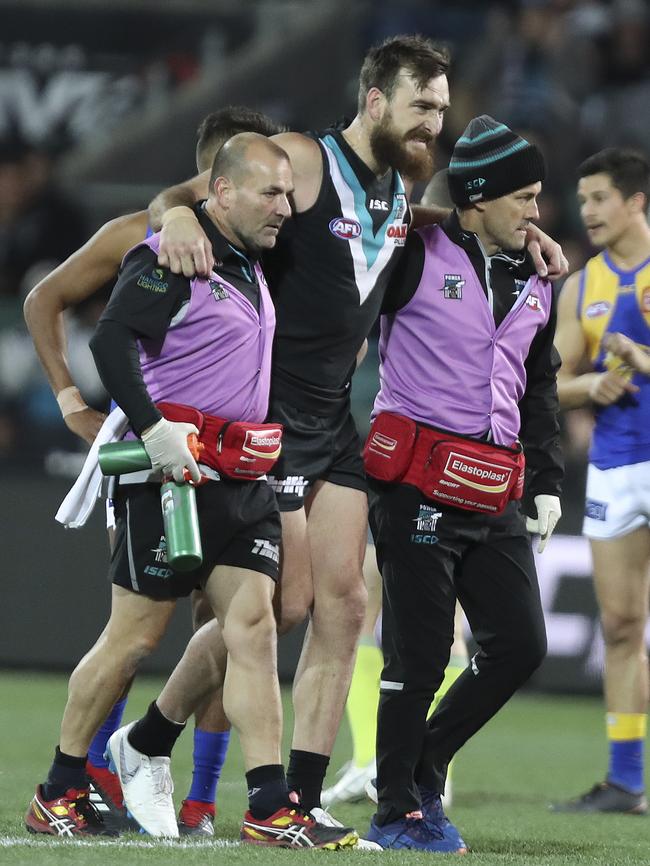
top-left (553, 148), bottom-right (650, 814)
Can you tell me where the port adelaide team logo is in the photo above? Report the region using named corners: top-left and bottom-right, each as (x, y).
top-left (329, 217), bottom-right (362, 240)
top-left (442, 274), bottom-right (465, 300)
top-left (209, 279), bottom-right (230, 301)
top-left (411, 504), bottom-right (443, 545)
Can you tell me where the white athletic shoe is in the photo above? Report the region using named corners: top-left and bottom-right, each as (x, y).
top-left (321, 760), bottom-right (377, 808)
top-left (310, 806), bottom-right (382, 851)
top-left (105, 722), bottom-right (178, 838)
top-left (365, 776), bottom-right (378, 804)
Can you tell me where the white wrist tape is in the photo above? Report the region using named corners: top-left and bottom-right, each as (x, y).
top-left (56, 386), bottom-right (88, 418)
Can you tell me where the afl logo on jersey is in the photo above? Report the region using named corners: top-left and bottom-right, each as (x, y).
top-left (329, 217), bottom-right (362, 240)
top-left (585, 300), bottom-right (611, 318)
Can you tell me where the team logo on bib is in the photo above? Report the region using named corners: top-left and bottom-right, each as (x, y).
top-left (209, 280), bottom-right (230, 301)
top-left (442, 274), bottom-right (465, 300)
top-left (329, 217), bottom-right (361, 240)
top-left (411, 504), bottom-right (442, 545)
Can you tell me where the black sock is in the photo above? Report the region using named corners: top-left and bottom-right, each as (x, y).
top-left (128, 701), bottom-right (185, 757)
top-left (286, 749), bottom-right (329, 812)
top-left (42, 747), bottom-right (88, 800)
top-left (246, 764), bottom-right (289, 819)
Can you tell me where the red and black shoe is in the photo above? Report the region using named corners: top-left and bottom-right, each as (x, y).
top-left (241, 805), bottom-right (358, 848)
top-left (25, 785), bottom-right (117, 837)
top-left (86, 761), bottom-right (140, 833)
top-left (178, 798), bottom-right (215, 836)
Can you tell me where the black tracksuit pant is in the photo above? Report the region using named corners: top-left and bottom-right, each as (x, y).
top-left (369, 480), bottom-right (547, 825)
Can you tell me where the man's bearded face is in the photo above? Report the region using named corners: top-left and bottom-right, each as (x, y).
top-left (369, 106), bottom-right (436, 182)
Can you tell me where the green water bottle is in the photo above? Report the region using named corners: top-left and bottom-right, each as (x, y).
top-left (99, 438), bottom-right (204, 572)
top-left (98, 440), bottom-right (151, 475)
top-left (160, 480), bottom-right (203, 572)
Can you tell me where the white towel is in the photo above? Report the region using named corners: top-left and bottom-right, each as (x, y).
top-left (55, 406), bottom-right (130, 528)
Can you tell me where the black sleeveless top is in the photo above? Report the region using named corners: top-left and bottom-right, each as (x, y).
top-left (263, 127), bottom-right (410, 412)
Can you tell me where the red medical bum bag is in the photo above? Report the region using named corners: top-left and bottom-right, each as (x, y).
top-left (157, 402), bottom-right (283, 480)
top-left (363, 412), bottom-right (524, 514)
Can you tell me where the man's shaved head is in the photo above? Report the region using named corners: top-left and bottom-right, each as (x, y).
top-left (206, 131), bottom-right (293, 257)
top-left (208, 132), bottom-right (290, 189)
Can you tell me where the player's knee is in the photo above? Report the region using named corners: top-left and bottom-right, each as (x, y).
top-left (122, 633), bottom-right (164, 674)
top-left (317, 563), bottom-right (367, 616)
top-left (504, 624), bottom-right (547, 677)
top-left (81, 630), bottom-right (160, 683)
top-left (312, 577), bottom-right (366, 645)
top-left (223, 598), bottom-right (276, 656)
top-left (277, 593), bottom-right (311, 634)
top-left (601, 610), bottom-right (646, 650)
top-left (522, 628), bottom-right (547, 674)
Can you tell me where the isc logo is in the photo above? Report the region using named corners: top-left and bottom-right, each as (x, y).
top-left (329, 217), bottom-right (362, 239)
top-left (369, 198), bottom-right (389, 210)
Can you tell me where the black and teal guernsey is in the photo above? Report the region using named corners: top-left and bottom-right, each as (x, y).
top-left (264, 127), bottom-right (410, 413)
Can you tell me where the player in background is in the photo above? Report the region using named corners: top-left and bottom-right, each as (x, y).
top-left (23, 106), bottom-right (283, 835)
top-left (553, 148), bottom-right (650, 815)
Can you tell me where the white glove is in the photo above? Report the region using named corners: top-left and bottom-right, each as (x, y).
top-left (141, 417), bottom-right (201, 483)
top-left (525, 494), bottom-right (562, 554)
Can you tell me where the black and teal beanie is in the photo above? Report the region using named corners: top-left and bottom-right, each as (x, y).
top-left (447, 115), bottom-right (546, 206)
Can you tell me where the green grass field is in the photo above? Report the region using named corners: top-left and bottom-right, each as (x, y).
top-left (2, 670), bottom-right (649, 865)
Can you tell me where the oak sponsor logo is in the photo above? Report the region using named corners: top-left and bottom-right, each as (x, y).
top-left (387, 222), bottom-right (407, 245)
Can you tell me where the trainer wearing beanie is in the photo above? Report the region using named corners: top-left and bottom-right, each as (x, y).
top-left (364, 116), bottom-right (563, 852)
top-left (447, 114), bottom-right (546, 206)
